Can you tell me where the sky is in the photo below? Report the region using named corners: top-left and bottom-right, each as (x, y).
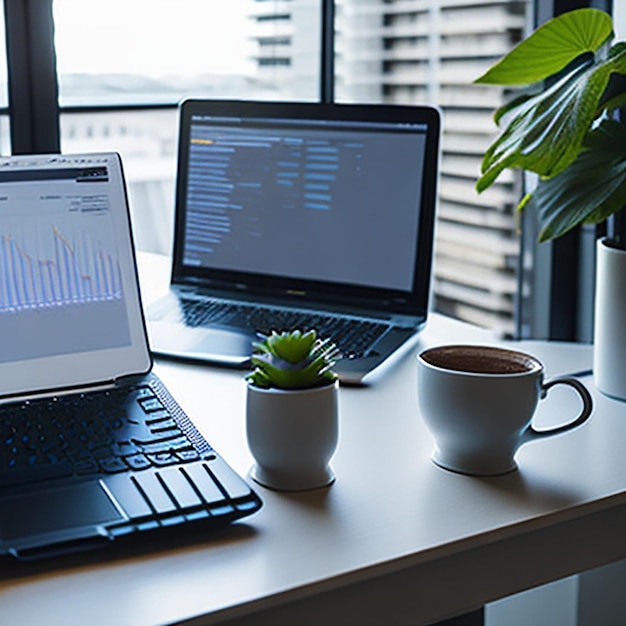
top-left (2, 1), bottom-right (624, 81)
top-left (52, 0), bottom-right (254, 76)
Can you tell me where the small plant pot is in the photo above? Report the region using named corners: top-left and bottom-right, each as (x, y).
top-left (246, 380), bottom-right (339, 491)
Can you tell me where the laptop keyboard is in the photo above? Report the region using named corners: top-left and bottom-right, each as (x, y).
top-left (178, 297), bottom-right (389, 358)
top-left (0, 384), bottom-right (206, 489)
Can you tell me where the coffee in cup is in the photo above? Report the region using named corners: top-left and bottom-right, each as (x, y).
top-left (417, 345), bottom-right (593, 476)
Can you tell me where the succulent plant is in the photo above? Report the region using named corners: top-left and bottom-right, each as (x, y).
top-left (246, 329), bottom-right (341, 390)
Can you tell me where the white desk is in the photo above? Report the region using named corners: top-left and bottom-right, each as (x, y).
top-left (1, 253), bottom-right (625, 626)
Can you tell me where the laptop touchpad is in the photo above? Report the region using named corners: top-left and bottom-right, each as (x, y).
top-left (0, 482), bottom-right (124, 542)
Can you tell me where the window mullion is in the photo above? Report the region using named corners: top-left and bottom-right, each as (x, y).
top-left (4, 0), bottom-right (60, 154)
top-left (320, 0), bottom-right (335, 103)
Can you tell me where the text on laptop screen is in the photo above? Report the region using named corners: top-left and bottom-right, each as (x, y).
top-left (181, 115), bottom-right (429, 292)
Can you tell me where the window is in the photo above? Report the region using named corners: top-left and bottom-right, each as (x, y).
top-left (258, 37), bottom-right (292, 45)
top-left (51, 0), bottom-right (321, 252)
top-left (256, 13), bottom-right (291, 21)
top-left (258, 58), bottom-right (292, 66)
top-left (3, 0), bottom-right (605, 339)
top-left (54, 1), bottom-right (256, 107)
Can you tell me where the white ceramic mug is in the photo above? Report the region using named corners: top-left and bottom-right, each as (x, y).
top-left (417, 345), bottom-right (593, 476)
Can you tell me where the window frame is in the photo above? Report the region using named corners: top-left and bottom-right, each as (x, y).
top-left (4, 0), bottom-right (59, 154)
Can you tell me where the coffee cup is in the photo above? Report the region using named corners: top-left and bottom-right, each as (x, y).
top-left (417, 345), bottom-right (593, 476)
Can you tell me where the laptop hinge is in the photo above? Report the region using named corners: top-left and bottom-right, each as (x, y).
top-left (0, 379), bottom-right (120, 406)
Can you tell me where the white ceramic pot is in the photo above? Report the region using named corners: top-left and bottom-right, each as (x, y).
top-left (594, 238), bottom-right (626, 401)
top-left (246, 381), bottom-right (339, 491)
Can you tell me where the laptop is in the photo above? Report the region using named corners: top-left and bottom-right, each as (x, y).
top-left (0, 152), bottom-right (261, 561)
top-left (147, 99), bottom-right (441, 384)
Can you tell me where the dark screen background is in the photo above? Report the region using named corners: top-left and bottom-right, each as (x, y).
top-left (182, 121), bottom-right (427, 292)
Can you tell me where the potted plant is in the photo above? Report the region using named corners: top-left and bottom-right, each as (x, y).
top-left (475, 7), bottom-right (626, 401)
top-left (245, 329), bottom-right (341, 491)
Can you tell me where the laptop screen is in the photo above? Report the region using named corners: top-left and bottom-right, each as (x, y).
top-left (0, 153), bottom-right (151, 399)
top-left (172, 100), bottom-right (440, 316)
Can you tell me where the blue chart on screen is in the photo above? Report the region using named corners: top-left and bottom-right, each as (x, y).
top-left (0, 184), bottom-right (131, 364)
top-left (1, 225), bottom-right (122, 313)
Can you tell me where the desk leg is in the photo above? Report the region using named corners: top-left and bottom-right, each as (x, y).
top-left (432, 607), bottom-right (484, 626)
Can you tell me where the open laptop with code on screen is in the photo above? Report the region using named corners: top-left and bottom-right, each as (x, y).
top-left (147, 99), bottom-right (441, 384)
top-left (0, 152), bottom-right (261, 560)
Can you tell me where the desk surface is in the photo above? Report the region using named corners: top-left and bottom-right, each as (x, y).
top-left (1, 253), bottom-right (625, 626)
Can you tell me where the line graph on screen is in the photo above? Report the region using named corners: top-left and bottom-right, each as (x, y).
top-left (1, 225), bottom-right (122, 312)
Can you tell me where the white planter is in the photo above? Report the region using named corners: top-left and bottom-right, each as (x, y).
top-left (594, 238), bottom-right (626, 401)
top-left (246, 381), bottom-right (339, 491)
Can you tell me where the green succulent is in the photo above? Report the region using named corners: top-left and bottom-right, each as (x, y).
top-left (246, 329), bottom-right (340, 390)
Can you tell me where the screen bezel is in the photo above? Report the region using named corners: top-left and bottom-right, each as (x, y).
top-left (172, 99), bottom-right (440, 318)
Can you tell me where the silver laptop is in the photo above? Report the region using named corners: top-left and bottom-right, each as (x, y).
top-left (148, 100), bottom-right (441, 384)
top-left (0, 152), bottom-right (261, 560)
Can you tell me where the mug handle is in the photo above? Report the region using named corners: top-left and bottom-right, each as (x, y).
top-left (521, 378), bottom-right (593, 443)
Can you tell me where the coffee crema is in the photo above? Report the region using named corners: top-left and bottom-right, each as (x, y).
top-left (420, 345), bottom-right (540, 375)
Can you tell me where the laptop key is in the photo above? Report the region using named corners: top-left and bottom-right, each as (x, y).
top-left (146, 452), bottom-right (179, 467)
top-left (131, 429), bottom-right (184, 446)
top-left (133, 471), bottom-right (177, 514)
top-left (75, 459), bottom-right (100, 475)
top-left (176, 448), bottom-right (200, 463)
top-left (98, 457), bottom-right (128, 473)
top-left (207, 457), bottom-right (252, 500)
top-left (158, 467), bottom-right (202, 508)
top-left (103, 474), bottom-right (152, 519)
top-left (181, 462), bottom-right (226, 505)
top-left (124, 454), bottom-right (152, 470)
top-left (139, 436), bottom-right (191, 455)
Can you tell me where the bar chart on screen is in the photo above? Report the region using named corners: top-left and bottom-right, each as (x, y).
top-left (0, 224), bottom-right (122, 313)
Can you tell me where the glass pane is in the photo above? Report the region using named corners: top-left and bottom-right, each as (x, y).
top-left (335, 0), bottom-right (529, 337)
top-left (53, 0), bottom-right (320, 105)
top-left (60, 109), bottom-right (178, 254)
top-left (55, 0), bottom-right (321, 255)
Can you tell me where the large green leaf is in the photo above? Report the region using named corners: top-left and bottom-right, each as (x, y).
top-left (521, 120), bottom-right (626, 241)
top-left (475, 8), bottom-right (613, 86)
top-left (476, 45), bottom-right (626, 192)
